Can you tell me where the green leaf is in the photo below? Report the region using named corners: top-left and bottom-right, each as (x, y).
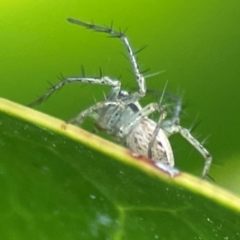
top-left (0, 98), bottom-right (240, 240)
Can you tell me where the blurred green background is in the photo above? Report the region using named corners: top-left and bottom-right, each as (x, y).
top-left (1, 1), bottom-right (240, 194)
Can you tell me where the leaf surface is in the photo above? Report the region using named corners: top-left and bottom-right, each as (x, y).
top-left (0, 98), bottom-right (239, 240)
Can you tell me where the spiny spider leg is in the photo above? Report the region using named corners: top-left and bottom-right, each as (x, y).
top-left (28, 76), bottom-right (121, 107)
top-left (67, 18), bottom-right (146, 99)
top-left (161, 96), bottom-right (212, 178)
top-left (146, 82), bottom-right (170, 162)
top-left (169, 125), bottom-right (211, 178)
top-left (118, 103), bottom-right (165, 138)
top-left (148, 109), bottom-right (167, 159)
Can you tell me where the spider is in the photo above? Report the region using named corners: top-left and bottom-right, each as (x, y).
top-left (28, 18), bottom-right (212, 178)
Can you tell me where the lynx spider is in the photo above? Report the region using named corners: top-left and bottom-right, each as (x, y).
top-left (29, 18), bottom-right (212, 178)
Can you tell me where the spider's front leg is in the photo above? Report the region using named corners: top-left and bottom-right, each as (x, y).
top-left (28, 76), bottom-right (121, 107)
top-left (68, 18), bottom-right (147, 102)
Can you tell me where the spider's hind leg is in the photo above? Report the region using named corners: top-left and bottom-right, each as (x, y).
top-left (161, 97), bottom-right (212, 178)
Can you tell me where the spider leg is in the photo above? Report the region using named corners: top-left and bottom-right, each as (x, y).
top-left (68, 18), bottom-right (146, 100)
top-left (68, 101), bottom-right (123, 125)
top-left (118, 102), bottom-right (163, 137)
top-left (163, 121), bottom-right (212, 178)
top-left (28, 76), bottom-right (121, 107)
top-left (147, 108), bottom-right (167, 159)
top-left (160, 95), bottom-right (212, 178)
